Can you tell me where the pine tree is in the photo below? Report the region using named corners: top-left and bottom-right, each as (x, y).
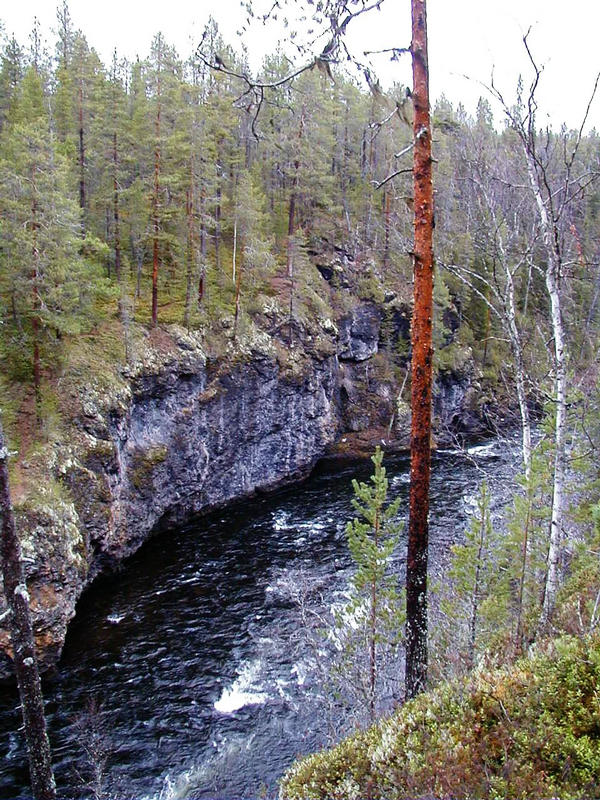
top-left (0, 67), bottom-right (103, 415)
top-left (340, 446), bottom-right (403, 719)
top-left (433, 480), bottom-right (496, 675)
top-left (0, 35), bottom-right (24, 132)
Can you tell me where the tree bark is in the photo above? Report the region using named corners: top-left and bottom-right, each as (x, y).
top-left (0, 422), bottom-right (56, 800)
top-left (405, 0), bottom-right (434, 701)
top-left (524, 152), bottom-right (567, 624)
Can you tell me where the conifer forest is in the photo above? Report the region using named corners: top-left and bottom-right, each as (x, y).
top-left (1, 1), bottom-right (600, 798)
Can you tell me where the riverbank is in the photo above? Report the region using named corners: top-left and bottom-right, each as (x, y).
top-left (0, 303), bottom-right (499, 679)
top-left (0, 437), bottom-right (518, 799)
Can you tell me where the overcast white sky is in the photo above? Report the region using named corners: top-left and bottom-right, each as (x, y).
top-left (2, 0), bottom-right (599, 130)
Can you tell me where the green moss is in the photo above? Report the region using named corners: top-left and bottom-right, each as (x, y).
top-left (435, 340), bottom-right (473, 376)
top-left (130, 444), bottom-right (168, 490)
top-left (356, 273), bottom-right (386, 304)
top-left (280, 635), bottom-right (600, 800)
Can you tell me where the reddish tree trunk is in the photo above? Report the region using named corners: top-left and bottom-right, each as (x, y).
top-left (405, 0), bottom-right (434, 700)
top-left (0, 423), bottom-right (56, 800)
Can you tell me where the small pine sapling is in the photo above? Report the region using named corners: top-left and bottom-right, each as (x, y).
top-left (335, 446), bottom-right (404, 721)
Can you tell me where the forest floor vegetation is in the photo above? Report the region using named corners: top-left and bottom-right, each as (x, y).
top-left (280, 634), bottom-right (600, 800)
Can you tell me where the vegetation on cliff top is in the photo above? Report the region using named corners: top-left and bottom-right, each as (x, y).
top-left (280, 634), bottom-right (600, 800)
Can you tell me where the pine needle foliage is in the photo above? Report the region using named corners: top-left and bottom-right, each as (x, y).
top-left (336, 446), bottom-right (404, 720)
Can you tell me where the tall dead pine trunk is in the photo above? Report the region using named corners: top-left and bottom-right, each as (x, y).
top-left (405, 0), bottom-right (434, 700)
top-left (0, 423), bottom-right (56, 800)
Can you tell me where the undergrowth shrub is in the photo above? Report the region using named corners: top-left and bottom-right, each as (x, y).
top-left (280, 634), bottom-right (600, 800)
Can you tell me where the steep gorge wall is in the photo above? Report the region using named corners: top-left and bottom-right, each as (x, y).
top-left (0, 304), bottom-right (489, 678)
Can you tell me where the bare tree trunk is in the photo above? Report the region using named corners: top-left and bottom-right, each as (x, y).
top-left (405, 0), bottom-right (434, 700)
top-left (501, 242), bottom-right (532, 479)
top-left (0, 422), bottom-right (56, 800)
top-left (524, 153), bottom-right (567, 624)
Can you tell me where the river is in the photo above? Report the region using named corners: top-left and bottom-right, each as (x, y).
top-left (0, 435), bottom-right (520, 799)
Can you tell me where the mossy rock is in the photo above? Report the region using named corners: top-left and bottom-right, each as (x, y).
top-left (436, 341), bottom-right (473, 377)
top-left (130, 444), bottom-right (168, 491)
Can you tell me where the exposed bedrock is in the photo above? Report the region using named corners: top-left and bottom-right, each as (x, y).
top-left (0, 303), bottom-right (492, 677)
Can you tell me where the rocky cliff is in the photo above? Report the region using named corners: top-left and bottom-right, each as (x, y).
top-left (0, 302), bottom-right (490, 678)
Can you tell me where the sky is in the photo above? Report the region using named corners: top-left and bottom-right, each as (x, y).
top-left (1, 0), bottom-right (599, 131)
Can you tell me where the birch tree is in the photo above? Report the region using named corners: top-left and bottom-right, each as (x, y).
top-left (490, 37), bottom-right (600, 623)
top-left (442, 133), bottom-right (535, 480)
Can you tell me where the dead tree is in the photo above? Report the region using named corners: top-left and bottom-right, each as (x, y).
top-left (405, 0), bottom-right (434, 700)
top-left (490, 35), bottom-right (600, 624)
top-left (0, 421), bottom-right (56, 800)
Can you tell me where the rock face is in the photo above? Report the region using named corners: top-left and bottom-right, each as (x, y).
top-left (338, 302), bottom-right (382, 362)
top-left (0, 304), bottom-right (491, 677)
top-left (74, 353), bottom-right (339, 577)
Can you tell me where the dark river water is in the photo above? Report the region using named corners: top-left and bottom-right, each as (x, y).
top-left (0, 437), bottom-right (520, 799)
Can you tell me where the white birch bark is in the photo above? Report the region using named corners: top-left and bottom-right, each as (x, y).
top-left (524, 152), bottom-right (567, 623)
